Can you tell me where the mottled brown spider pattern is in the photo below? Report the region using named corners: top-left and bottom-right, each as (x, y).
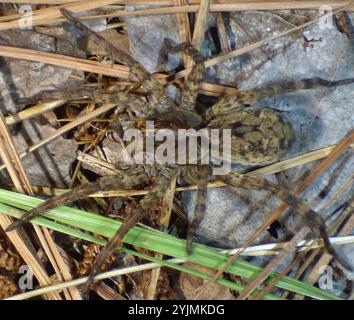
top-left (6, 9), bottom-right (354, 294)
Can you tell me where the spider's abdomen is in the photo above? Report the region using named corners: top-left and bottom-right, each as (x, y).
top-left (207, 108), bottom-right (295, 165)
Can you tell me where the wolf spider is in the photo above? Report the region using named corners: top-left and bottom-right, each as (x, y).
top-left (6, 9), bottom-right (354, 293)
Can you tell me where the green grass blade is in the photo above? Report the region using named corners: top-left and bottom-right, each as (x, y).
top-left (0, 188), bottom-right (341, 300)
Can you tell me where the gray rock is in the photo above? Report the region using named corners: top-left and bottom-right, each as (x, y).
top-left (0, 25), bottom-right (86, 188)
top-left (0, 119), bottom-right (77, 188)
top-left (0, 27), bottom-right (85, 114)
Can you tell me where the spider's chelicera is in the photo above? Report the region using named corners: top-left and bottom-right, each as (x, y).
top-left (5, 8), bottom-right (354, 294)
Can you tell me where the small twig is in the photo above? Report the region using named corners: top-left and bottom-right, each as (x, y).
top-left (250, 255), bottom-right (304, 300)
top-left (5, 258), bottom-right (186, 301)
top-left (216, 13), bottom-right (231, 53)
top-left (174, 0), bottom-right (192, 66)
top-left (303, 200), bottom-right (354, 286)
top-left (0, 111), bottom-right (62, 300)
top-left (191, 0), bottom-right (210, 50)
top-left (236, 226), bottom-right (311, 300)
top-left (5, 100), bottom-right (66, 126)
top-left (1, 1), bottom-right (354, 30)
top-left (77, 151), bottom-right (123, 176)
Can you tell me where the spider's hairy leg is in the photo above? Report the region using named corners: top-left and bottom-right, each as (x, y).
top-left (186, 165), bottom-right (209, 254)
top-left (60, 8), bottom-right (170, 111)
top-left (218, 172), bottom-right (353, 272)
top-left (81, 166), bottom-right (178, 295)
top-left (207, 77), bottom-right (354, 118)
top-left (6, 170), bottom-right (149, 232)
top-left (162, 40), bottom-right (205, 111)
top-left (18, 88), bottom-right (148, 114)
top-left (17, 87), bottom-right (101, 104)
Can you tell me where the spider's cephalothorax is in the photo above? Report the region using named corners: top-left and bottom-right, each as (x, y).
top-left (6, 9), bottom-right (353, 295)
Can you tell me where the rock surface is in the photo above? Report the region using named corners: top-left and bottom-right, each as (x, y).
top-left (0, 25), bottom-right (86, 187)
top-left (0, 119), bottom-right (77, 188)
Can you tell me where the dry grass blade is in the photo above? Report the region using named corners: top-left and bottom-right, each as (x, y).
top-left (303, 199), bottom-right (354, 287)
top-left (77, 151), bottom-right (122, 176)
top-left (250, 255), bottom-right (304, 300)
top-left (2, 0), bottom-right (354, 8)
top-left (174, 0), bottom-right (192, 66)
top-left (0, 1), bottom-right (354, 31)
top-left (216, 12), bottom-right (231, 53)
top-left (251, 144), bottom-right (354, 177)
top-left (0, 46), bottom-right (238, 98)
top-left (0, 111), bottom-right (62, 300)
top-left (4, 1), bottom-right (354, 29)
top-left (5, 100), bottom-right (66, 126)
top-left (1, 1), bottom-right (77, 3)
top-left (6, 258), bottom-right (186, 301)
top-left (0, 99), bottom-right (83, 299)
top-left (0, 46), bottom-right (132, 79)
top-left (0, 0), bottom-right (121, 30)
top-left (236, 227), bottom-right (311, 300)
top-left (191, 0), bottom-right (210, 50)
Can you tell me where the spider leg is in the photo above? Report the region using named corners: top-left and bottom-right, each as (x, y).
top-left (81, 165), bottom-right (178, 295)
top-left (186, 165), bottom-right (209, 254)
top-left (19, 88), bottom-right (148, 116)
top-left (6, 169), bottom-right (149, 232)
top-left (162, 39), bottom-right (205, 111)
top-left (218, 172), bottom-right (353, 272)
top-left (18, 87), bottom-right (128, 105)
top-left (60, 8), bottom-right (171, 113)
top-left (17, 87), bottom-right (102, 104)
top-left (208, 77), bottom-right (354, 118)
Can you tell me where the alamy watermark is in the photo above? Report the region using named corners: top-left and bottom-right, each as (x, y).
top-left (120, 121), bottom-right (232, 175)
top-left (18, 5), bottom-right (33, 30)
top-left (18, 265), bottom-right (34, 291)
top-left (318, 265), bottom-right (334, 290)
